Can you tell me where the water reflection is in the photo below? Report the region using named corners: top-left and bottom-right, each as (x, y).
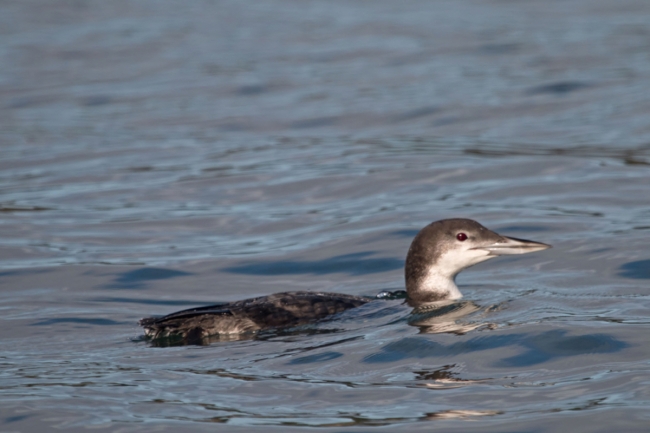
top-left (414, 365), bottom-right (489, 389)
top-left (617, 259), bottom-right (650, 279)
top-left (143, 325), bottom-right (351, 347)
top-left (104, 267), bottom-right (193, 289)
top-left (408, 301), bottom-right (492, 335)
top-left (363, 331), bottom-right (627, 367)
top-left (143, 332), bottom-right (254, 347)
top-left (31, 318), bottom-right (125, 326)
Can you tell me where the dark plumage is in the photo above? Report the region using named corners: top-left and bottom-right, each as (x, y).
top-left (140, 291), bottom-right (368, 340)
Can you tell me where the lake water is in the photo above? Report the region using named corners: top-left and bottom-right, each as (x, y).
top-left (1, 1), bottom-right (650, 432)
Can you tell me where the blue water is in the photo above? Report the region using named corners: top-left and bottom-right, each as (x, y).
top-left (1, 1), bottom-right (650, 432)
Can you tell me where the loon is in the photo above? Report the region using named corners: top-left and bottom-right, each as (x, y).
top-left (140, 218), bottom-right (550, 341)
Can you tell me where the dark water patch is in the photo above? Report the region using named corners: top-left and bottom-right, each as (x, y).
top-left (126, 166), bottom-right (154, 172)
top-left (358, 137), bottom-right (650, 160)
top-left (368, 334), bottom-right (505, 362)
top-left (589, 247), bottom-right (614, 254)
top-left (526, 81), bottom-right (591, 95)
top-left (393, 106), bottom-right (440, 122)
top-left (4, 415), bottom-right (30, 423)
top-left (288, 351), bottom-right (343, 365)
top-left (218, 122), bottom-right (252, 132)
top-left (103, 267), bottom-right (192, 289)
top-left (0, 205), bottom-right (52, 212)
top-left (255, 326), bottom-right (349, 342)
top-left (78, 261), bottom-right (147, 266)
top-left (80, 95), bottom-right (111, 107)
top-left (421, 141), bottom-right (650, 162)
top-left (364, 331), bottom-right (627, 366)
top-left (546, 207), bottom-right (603, 218)
top-left (390, 229), bottom-right (420, 238)
top-left (477, 43), bottom-right (519, 55)
top-left (617, 259), bottom-right (650, 279)
top-left (0, 268), bottom-right (52, 277)
top-left (31, 317), bottom-right (124, 326)
top-left (236, 85), bottom-right (266, 96)
top-left (624, 156), bottom-right (650, 166)
top-left (363, 337), bottom-right (448, 363)
top-left (499, 330), bottom-right (627, 367)
top-left (432, 116), bottom-right (462, 127)
top-left (223, 252), bottom-right (403, 276)
top-left (8, 95), bottom-right (58, 109)
top-left (9, 98), bottom-right (35, 109)
top-left (201, 165), bottom-right (234, 173)
top-left (290, 116), bottom-right (339, 129)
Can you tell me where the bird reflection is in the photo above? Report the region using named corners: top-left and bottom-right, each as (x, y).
top-left (408, 300), bottom-right (496, 335)
top-left (414, 365), bottom-right (489, 389)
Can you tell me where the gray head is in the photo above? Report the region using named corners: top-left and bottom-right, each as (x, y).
top-left (405, 218), bottom-right (550, 305)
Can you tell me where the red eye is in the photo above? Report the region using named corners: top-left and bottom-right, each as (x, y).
top-left (456, 233), bottom-right (467, 241)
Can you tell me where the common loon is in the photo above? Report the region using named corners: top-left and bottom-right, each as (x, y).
top-left (140, 218), bottom-right (550, 341)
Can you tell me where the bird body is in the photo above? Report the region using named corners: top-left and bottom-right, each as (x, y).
top-left (141, 291), bottom-right (368, 340)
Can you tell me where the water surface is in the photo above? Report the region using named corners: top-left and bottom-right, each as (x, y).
top-left (1, 1), bottom-right (650, 432)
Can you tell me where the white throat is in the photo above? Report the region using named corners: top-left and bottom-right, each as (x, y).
top-left (419, 269), bottom-right (463, 300)
top-left (421, 248), bottom-right (494, 301)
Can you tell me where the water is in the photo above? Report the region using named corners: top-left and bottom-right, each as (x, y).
top-left (1, 1), bottom-right (650, 431)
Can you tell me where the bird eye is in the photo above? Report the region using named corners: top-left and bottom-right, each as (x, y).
top-left (456, 233), bottom-right (467, 241)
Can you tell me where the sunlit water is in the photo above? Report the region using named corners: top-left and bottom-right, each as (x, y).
top-left (1, 1), bottom-right (650, 432)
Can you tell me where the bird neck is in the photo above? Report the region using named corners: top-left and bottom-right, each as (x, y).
top-left (405, 265), bottom-right (463, 305)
